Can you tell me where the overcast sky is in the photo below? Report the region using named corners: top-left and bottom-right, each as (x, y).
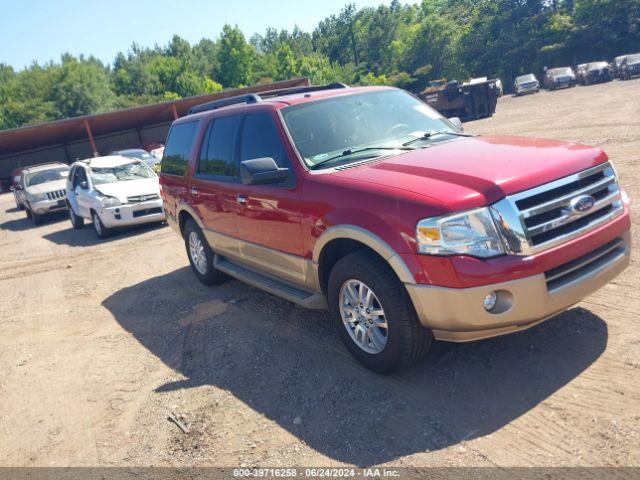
top-left (0, 0), bottom-right (397, 70)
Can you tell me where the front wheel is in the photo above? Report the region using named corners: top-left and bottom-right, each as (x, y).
top-left (92, 211), bottom-right (110, 239)
top-left (328, 250), bottom-right (432, 374)
top-left (31, 210), bottom-right (42, 225)
top-left (184, 219), bottom-right (225, 285)
top-left (69, 206), bottom-right (84, 229)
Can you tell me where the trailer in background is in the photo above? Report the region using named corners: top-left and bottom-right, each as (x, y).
top-left (416, 78), bottom-right (500, 122)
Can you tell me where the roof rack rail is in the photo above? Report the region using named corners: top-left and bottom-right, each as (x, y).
top-left (188, 93), bottom-right (262, 115)
top-left (186, 83), bottom-right (349, 116)
top-left (258, 82), bottom-right (348, 99)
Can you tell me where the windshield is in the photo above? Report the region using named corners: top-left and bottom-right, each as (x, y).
top-left (25, 166), bottom-right (69, 186)
top-left (548, 67), bottom-right (573, 76)
top-left (281, 89), bottom-right (456, 169)
top-left (516, 74), bottom-right (535, 83)
top-left (89, 161), bottom-right (155, 185)
top-left (627, 54), bottom-right (640, 63)
top-left (589, 62), bottom-right (608, 69)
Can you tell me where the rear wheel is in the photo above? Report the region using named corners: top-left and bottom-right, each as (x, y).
top-left (328, 250), bottom-right (432, 374)
top-left (184, 219), bottom-right (225, 285)
top-left (92, 211), bottom-right (110, 239)
top-left (69, 206), bottom-right (84, 229)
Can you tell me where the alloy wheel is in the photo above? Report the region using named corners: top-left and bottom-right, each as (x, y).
top-left (339, 279), bottom-right (388, 354)
top-left (188, 231), bottom-right (208, 275)
top-left (93, 213), bottom-right (102, 236)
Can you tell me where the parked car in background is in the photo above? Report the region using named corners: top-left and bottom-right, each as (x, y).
top-left (576, 63), bottom-right (588, 84)
top-left (160, 84), bottom-right (630, 373)
top-left (66, 156), bottom-right (165, 238)
top-left (110, 148), bottom-right (160, 168)
top-left (580, 62), bottom-right (613, 85)
top-left (543, 67), bottom-right (576, 90)
top-left (150, 145), bottom-right (164, 160)
top-left (619, 53), bottom-right (640, 80)
top-left (15, 163), bottom-right (69, 224)
top-left (10, 167), bottom-right (25, 209)
top-left (514, 74), bottom-right (539, 96)
top-left (613, 54), bottom-right (631, 78)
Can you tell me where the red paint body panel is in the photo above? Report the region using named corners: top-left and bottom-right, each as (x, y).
top-left (331, 135), bottom-right (609, 212)
top-left (160, 86), bottom-right (630, 291)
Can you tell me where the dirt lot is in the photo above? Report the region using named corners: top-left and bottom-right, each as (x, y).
top-left (1, 80), bottom-right (639, 468)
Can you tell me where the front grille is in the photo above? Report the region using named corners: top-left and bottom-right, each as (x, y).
top-left (545, 237), bottom-right (625, 291)
top-left (132, 207), bottom-right (163, 218)
top-left (127, 194), bottom-right (160, 203)
top-left (507, 162), bottom-right (623, 253)
top-left (46, 189), bottom-right (66, 200)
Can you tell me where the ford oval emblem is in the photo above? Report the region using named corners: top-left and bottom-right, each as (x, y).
top-left (569, 194), bottom-right (596, 214)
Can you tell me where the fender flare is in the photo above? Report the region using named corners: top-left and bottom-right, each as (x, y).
top-left (312, 225), bottom-right (416, 285)
top-left (175, 204), bottom-right (205, 234)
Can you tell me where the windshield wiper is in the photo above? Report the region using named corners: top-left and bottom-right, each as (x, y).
top-left (311, 146), bottom-right (415, 170)
top-left (402, 130), bottom-right (473, 147)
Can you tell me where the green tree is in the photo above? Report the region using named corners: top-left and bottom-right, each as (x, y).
top-left (50, 55), bottom-right (114, 118)
top-left (275, 43), bottom-right (299, 79)
top-left (217, 24), bottom-right (255, 87)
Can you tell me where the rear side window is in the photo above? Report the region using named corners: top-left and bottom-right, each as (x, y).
top-left (240, 113), bottom-right (288, 167)
top-left (198, 115), bottom-right (241, 178)
top-left (161, 121), bottom-right (198, 176)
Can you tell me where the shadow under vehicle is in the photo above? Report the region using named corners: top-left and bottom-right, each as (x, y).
top-left (416, 78), bottom-right (499, 121)
top-left (102, 267), bottom-right (608, 466)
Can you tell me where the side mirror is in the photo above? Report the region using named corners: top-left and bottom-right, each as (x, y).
top-left (240, 158), bottom-right (290, 186)
top-left (448, 117), bottom-right (463, 131)
top-left (80, 181), bottom-right (88, 190)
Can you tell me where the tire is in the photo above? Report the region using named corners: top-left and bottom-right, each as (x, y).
top-left (25, 208), bottom-right (32, 219)
top-left (183, 219), bottom-right (225, 285)
top-left (91, 210), bottom-right (110, 239)
top-left (328, 250), bottom-right (432, 374)
top-left (69, 205), bottom-right (84, 229)
top-left (31, 210), bottom-right (42, 225)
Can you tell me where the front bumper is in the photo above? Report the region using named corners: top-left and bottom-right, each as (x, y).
top-left (517, 84), bottom-right (538, 94)
top-left (100, 199), bottom-right (165, 228)
top-left (406, 231), bottom-right (630, 342)
top-left (30, 198), bottom-right (68, 215)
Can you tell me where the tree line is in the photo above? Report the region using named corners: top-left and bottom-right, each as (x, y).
top-left (1, 0), bottom-right (638, 130)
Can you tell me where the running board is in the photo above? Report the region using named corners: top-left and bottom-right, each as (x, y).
top-left (214, 255), bottom-right (327, 310)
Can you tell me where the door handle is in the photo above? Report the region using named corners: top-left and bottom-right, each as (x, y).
top-left (190, 186), bottom-right (198, 197)
top-left (236, 194), bottom-right (247, 204)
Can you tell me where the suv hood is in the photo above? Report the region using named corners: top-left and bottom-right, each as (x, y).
top-left (93, 178), bottom-right (160, 203)
top-left (332, 135), bottom-right (609, 212)
top-left (25, 179), bottom-right (67, 195)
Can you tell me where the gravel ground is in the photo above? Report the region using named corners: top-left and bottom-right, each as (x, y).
top-left (0, 79), bottom-right (638, 468)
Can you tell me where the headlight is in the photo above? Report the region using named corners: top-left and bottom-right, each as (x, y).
top-left (29, 193), bottom-right (48, 202)
top-left (416, 207), bottom-right (505, 258)
top-left (99, 195), bottom-right (121, 208)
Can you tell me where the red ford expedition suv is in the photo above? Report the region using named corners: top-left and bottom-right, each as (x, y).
top-left (159, 84), bottom-right (631, 373)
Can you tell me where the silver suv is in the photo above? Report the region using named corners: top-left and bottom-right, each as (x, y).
top-left (15, 163), bottom-right (70, 225)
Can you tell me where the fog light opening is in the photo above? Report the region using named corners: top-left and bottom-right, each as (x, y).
top-left (483, 291), bottom-right (498, 311)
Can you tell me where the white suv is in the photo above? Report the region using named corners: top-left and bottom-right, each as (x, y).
top-left (66, 156), bottom-right (165, 238)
